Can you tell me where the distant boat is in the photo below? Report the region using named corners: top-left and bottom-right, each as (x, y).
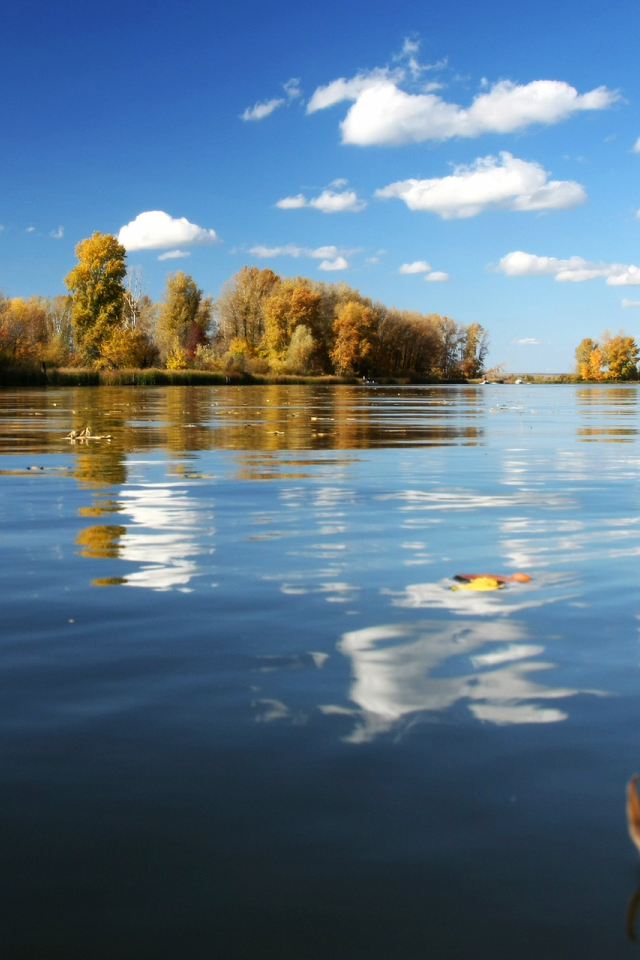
top-left (515, 378), bottom-right (524, 384)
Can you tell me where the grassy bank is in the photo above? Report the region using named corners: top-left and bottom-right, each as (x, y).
top-left (0, 367), bottom-right (473, 388)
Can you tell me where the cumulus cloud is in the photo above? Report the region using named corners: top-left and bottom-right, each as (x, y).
top-left (622, 298), bottom-right (640, 307)
top-left (319, 256), bottom-right (349, 271)
top-left (275, 194), bottom-right (308, 209)
top-left (308, 68), bottom-right (618, 146)
top-left (307, 68), bottom-right (398, 113)
top-left (497, 251), bottom-right (640, 285)
top-left (25, 226), bottom-right (36, 233)
top-left (633, 137), bottom-right (640, 153)
top-left (50, 226), bottom-right (64, 239)
top-left (276, 188), bottom-right (366, 212)
top-left (157, 249), bottom-right (191, 260)
top-left (375, 153), bottom-right (585, 219)
top-left (242, 77), bottom-right (302, 121)
top-left (399, 261), bottom-right (431, 273)
top-left (118, 211), bottom-right (219, 251)
top-left (426, 271), bottom-right (449, 281)
top-left (249, 243), bottom-right (358, 270)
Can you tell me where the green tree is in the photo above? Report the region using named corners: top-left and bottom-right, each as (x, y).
top-left (64, 233), bottom-right (127, 366)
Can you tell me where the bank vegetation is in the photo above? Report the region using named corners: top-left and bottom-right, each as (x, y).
top-left (0, 232), bottom-right (489, 384)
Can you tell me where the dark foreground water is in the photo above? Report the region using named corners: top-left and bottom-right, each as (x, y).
top-left (2, 383), bottom-right (640, 959)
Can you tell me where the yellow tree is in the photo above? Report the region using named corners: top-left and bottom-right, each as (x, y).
top-left (0, 296), bottom-right (48, 365)
top-left (156, 271), bottom-right (213, 367)
top-left (215, 266), bottom-right (280, 351)
top-left (575, 338), bottom-right (598, 380)
top-left (589, 346), bottom-right (604, 381)
top-left (262, 282), bottom-right (323, 362)
top-left (330, 300), bottom-right (378, 375)
top-left (64, 233), bottom-right (127, 366)
top-left (600, 329), bottom-right (639, 380)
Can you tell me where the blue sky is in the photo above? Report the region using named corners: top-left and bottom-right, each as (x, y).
top-left (2, 0), bottom-right (639, 371)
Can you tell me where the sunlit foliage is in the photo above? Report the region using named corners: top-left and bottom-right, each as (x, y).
top-left (156, 271), bottom-right (213, 366)
top-left (4, 246), bottom-right (491, 379)
top-left (575, 330), bottom-right (639, 381)
top-left (64, 233), bottom-right (127, 367)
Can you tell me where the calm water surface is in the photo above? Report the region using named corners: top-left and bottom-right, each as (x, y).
top-left (2, 383), bottom-right (640, 958)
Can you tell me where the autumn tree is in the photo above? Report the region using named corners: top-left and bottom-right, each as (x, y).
top-left (284, 324), bottom-right (315, 373)
top-left (459, 323), bottom-right (489, 378)
top-left (600, 329), bottom-right (639, 380)
top-left (575, 338), bottom-right (597, 380)
top-left (215, 266), bottom-right (280, 351)
top-left (575, 331), bottom-right (639, 381)
top-left (330, 300), bottom-right (378, 375)
top-left (262, 282), bottom-right (323, 363)
top-left (120, 267), bottom-right (158, 367)
top-left (64, 233), bottom-right (127, 366)
top-left (435, 317), bottom-right (465, 378)
top-left (156, 271), bottom-right (213, 368)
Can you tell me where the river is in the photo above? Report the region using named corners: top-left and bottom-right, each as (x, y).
top-left (1, 383), bottom-right (640, 958)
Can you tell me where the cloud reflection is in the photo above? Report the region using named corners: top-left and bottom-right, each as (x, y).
top-left (79, 483), bottom-right (213, 590)
top-left (323, 620), bottom-right (601, 742)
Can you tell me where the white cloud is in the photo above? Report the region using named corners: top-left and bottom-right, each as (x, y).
top-left (307, 68), bottom-right (399, 113)
top-left (376, 153), bottom-right (585, 219)
top-left (118, 211), bottom-right (219, 251)
top-left (26, 226), bottom-right (36, 233)
top-left (241, 97), bottom-right (285, 121)
top-left (497, 251), bottom-right (640, 285)
top-left (311, 190), bottom-right (365, 212)
top-left (331, 178), bottom-right (349, 188)
top-left (283, 77), bottom-right (301, 99)
top-left (308, 69), bottom-right (618, 146)
top-left (158, 249), bottom-right (191, 260)
top-left (242, 77), bottom-right (302, 122)
top-left (249, 243), bottom-right (358, 262)
top-left (633, 137), bottom-right (640, 153)
top-left (622, 298), bottom-right (640, 307)
top-left (366, 256), bottom-right (379, 264)
top-left (426, 271), bottom-right (449, 281)
top-left (399, 261), bottom-right (431, 273)
top-left (276, 188), bottom-right (366, 212)
top-left (513, 337), bottom-right (542, 344)
top-left (319, 257), bottom-right (349, 271)
top-left (50, 226), bottom-right (64, 239)
top-left (275, 194), bottom-right (308, 209)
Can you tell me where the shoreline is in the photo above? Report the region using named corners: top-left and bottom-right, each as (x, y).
top-left (0, 367), bottom-right (635, 388)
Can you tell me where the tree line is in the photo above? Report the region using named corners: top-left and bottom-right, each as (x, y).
top-left (0, 231), bottom-right (489, 379)
top-left (575, 331), bottom-right (640, 381)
